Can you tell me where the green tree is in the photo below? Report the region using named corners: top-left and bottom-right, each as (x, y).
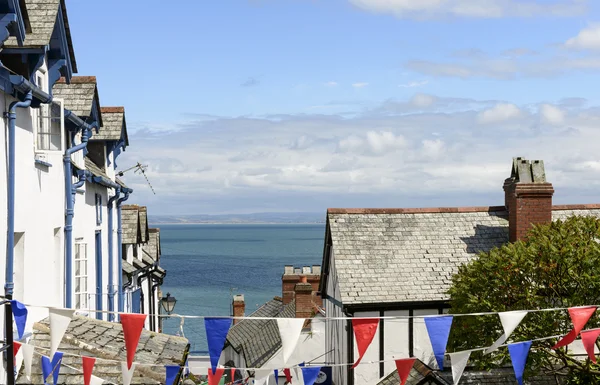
top-left (447, 216), bottom-right (600, 384)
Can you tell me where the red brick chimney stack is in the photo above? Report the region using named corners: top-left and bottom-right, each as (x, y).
top-left (232, 294), bottom-right (245, 325)
top-left (503, 158), bottom-right (554, 242)
top-left (282, 265), bottom-right (322, 306)
top-left (294, 277), bottom-right (314, 319)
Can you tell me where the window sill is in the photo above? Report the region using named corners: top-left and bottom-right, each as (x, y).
top-left (34, 159), bottom-right (52, 168)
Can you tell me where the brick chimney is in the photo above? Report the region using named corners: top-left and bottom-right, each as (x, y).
top-left (295, 276), bottom-right (313, 319)
top-left (232, 294), bottom-right (245, 325)
top-left (503, 158), bottom-right (554, 242)
top-left (282, 265), bottom-right (322, 307)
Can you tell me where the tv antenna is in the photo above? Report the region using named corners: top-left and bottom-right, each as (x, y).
top-left (116, 162), bottom-right (156, 195)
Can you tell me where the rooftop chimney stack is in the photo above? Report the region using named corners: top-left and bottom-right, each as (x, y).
top-left (503, 158), bottom-right (554, 242)
top-left (282, 265), bottom-right (323, 308)
top-left (232, 294), bottom-right (245, 325)
top-left (295, 276), bottom-right (313, 319)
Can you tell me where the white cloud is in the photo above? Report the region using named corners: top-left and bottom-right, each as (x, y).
top-left (539, 104), bottom-right (565, 125)
top-left (477, 103), bottom-right (522, 124)
top-left (120, 93), bottom-right (600, 214)
top-left (565, 24), bottom-right (600, 50)
top-left (348, 0), bottom-right (586, 19)
top-left (352, 82), bottom-right (369, 88)
top-left (399, 80), bottom-right (429, 88)
top-left (324, 81), bottom-right (338, 87)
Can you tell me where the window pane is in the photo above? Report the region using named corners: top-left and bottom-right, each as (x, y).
top-left (75, 261), bottom-right (80, 275)
top-left (75, 278), bottom-right (80, 293)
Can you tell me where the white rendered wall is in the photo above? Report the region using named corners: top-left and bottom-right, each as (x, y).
top-left (324, 247), bottom-right (348, 385)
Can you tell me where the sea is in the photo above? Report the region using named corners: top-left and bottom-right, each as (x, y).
top-left (157, 223), bottom-right (325, 353)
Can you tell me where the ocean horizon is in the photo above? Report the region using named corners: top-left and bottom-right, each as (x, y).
top-left (158, 223), bottom-right (325, 352)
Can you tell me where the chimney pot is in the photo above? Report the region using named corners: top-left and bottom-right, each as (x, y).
top-left (232, 294), bottom-right (245, 325)
top-left (284, 265), bottom-right (293, 275)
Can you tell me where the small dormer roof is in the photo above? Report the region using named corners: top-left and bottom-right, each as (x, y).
top-left (53, 76), bottom-right (102, 126)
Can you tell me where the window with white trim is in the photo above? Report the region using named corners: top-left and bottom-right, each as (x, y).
top-left (35, 72), bottom-right (64, 152)
top-left (74, 242), bottom-right (88, 310)
top-left (95, 194), bottom-right (102, 225)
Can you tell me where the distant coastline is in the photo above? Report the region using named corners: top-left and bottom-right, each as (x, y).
top-left (149, 222), bottom-right (325, 225)
top-left (149, 212), bottom-right (325, 226)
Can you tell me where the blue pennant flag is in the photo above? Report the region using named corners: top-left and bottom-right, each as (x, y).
top-left (301, 367), bottom-right (322, 385)
top-left (41, 352), bottom-right (63, 385)
top-left (274, 369), bottom-right (279, 385)
top-left (508, 341), bottom-right (532, 385)
top-left (10, 300), bottom-right (27, 340)
top-left (204, 317), bottom-right (231, 374)
top-left (424, 315), bottom-right (453, 370)
top-left (165, 365), bottom-right (180, 385)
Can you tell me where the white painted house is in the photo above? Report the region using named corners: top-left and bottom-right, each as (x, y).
top-left (0, 0), bottom-right (171, 382)
top-left (319, 159), bottom-right (600, 385)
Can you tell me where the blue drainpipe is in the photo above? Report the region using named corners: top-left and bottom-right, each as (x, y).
top-left (63, 117), bottom-right (97, 308)
top-left (117, 188), bottom-right (132, 313)
top-left (107, 187), bottom-right (121, 321)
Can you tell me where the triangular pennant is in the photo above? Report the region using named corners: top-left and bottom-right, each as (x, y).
top-left (255, 368), bottom-right (271, 385)
top-left (208, 367), bottom-right (225, 385)
top-left (21, 343), bottom-right (34, 381)
top-left (120, 313), bottom-right (147, 369)
top-left (11, 300), bottom-right (28, 340)
top-left (553, 306), bottom-right (597, 349)
top-left (581, 329), bottom-right (600, 363)
top-left (49, 308), bottom-right (75, 358)
top-left (284, 368), bottom-right (292, 383)
top-left (449, 351), bottom-right (471, 385)
top-left (395, 358), bottom-right (416, 385)
top-left (508, 341), bottom-right (532, 385)
top-left (231, 367), bottom-right (236, 384)
top-left (205, 318), bottom-right (231, 373)
top-left (42, 351), bottom-right (63, 385)
top-left (485, 310), bottom-right (528, 354)
top-left (275, 369), bottom-right (279, 385)
top-left (13, 341), bottom-right (22, 361)
top-left (82, 356), bottom-right (96, 385)
top-left (424, 316), bottom-right (453, 370)
top-left (165, 365), bottom-right (180, 385)
top-left (121, 362), bottom-right (136, 385)
top-left (301, 367), bottom-right (321, 385)
top-left (90, 375), bottom-right (105, 385)
top-left (277, 318), bottom-right (305, 365)
top-left (351, 318), bottom-right (379, 368)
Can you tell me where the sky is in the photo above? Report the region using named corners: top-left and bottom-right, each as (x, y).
top-left (66, 0), bottom-right (600, 215)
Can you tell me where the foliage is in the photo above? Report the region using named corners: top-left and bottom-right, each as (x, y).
top-left (447, 216), bottom-right (600, 383)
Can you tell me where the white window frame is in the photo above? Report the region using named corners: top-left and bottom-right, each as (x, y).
top-left (74, 242), bottom-right (89, 311)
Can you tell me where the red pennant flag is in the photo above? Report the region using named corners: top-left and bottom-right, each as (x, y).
top-left (13, 341), bottom-right (21, 361)
top-left (395, 358), bottom-right (416, 385)
top-left (230, 367), bottom-right (235, 384)
top-left (351, 318), bottom-right (379, 369)
top-left (581, 329), bottom-right (600, 363)
top-left (120, 313), bottom-right (147, 369)
top-left (553, 306), bottom-right (597, 349)
top-left (208, 367), bottom-right (225, 385)
top-left (284, 368), bottom-right (292, 383)
top-left (82, 356), bottom-right (96, 385)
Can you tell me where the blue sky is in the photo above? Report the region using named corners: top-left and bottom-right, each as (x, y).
top-left (67, 0), bottom-right (600, 214)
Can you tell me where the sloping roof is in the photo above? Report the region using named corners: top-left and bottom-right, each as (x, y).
top-left (324, 206), bottom-right (600, 305)
top-left (17, 315), bottom-right (189, 384)
top-left (142, 229), bottom-right (160, 262)
top-left (5, 0), bottom-right (77, 72)
top-left (116, 177), bottom-right (128, 189)
top-left (84, 157), bottom-right (109, 180)
top-left (95, 107), bottom-right (127, 143)
top-left (122, 260), bottom-right (136, 274)
top-left (121, 206), bottom-right (140, 244)
top-left (53, 76), bottom-right (102, 125)
top-left (139, 207), bottom-right (149, 243)
top-left (226, 297), bottom-right (296, 368)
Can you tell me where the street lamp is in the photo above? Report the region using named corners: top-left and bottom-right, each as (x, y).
top-left (161, 292), bottom-right (177, 315)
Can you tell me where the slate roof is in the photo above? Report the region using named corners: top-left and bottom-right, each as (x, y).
top-left (139, 207), bottom-right (149, 243)
top-left (84, 157), bottom-right (109, 180)
top-left (226, 297), bottom-right (296, 368)
top-left (142, 229), bottom-right (160, 262)
top-left (17, 315), bottom-right (189, 384)
top-left (95, 107), bottom-right (128, 143)
top-left (121, 206), bottom-right (140, 245)
top-left (122, 260), bottom-right (136, 275)
top-left (53, 77), bottom-right (102, 126)
top-left (323, 206), bottom-right (600, 305)
top-left (116, 177), bottom-right (128, 189)
top-left (5, 0), bottom-right (78, 71)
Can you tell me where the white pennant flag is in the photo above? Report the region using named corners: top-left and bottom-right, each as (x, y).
top-left (485, 310), bottom-right (528, 354)
top-left (49, 308), bottom-right (75, 358)
top-left (254, 368), bottom-right (271, 385)
top-left (90, 374), bottom-right (106, 385)
top-left (449, 351), bottom-right (471, 385)
top-left (121, 362), bottom-right (136, 385)
top-left (21, 343), bottom-right (34, 381)
top-left (276, 318), bottom-right (305, 365)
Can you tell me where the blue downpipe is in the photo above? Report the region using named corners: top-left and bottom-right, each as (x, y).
top-left (117, 189), bottom-right (131, 313)
top-left (107, 188), bottom-right (121, 321)
top-left (63, 122), bottom-right (96, 308)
